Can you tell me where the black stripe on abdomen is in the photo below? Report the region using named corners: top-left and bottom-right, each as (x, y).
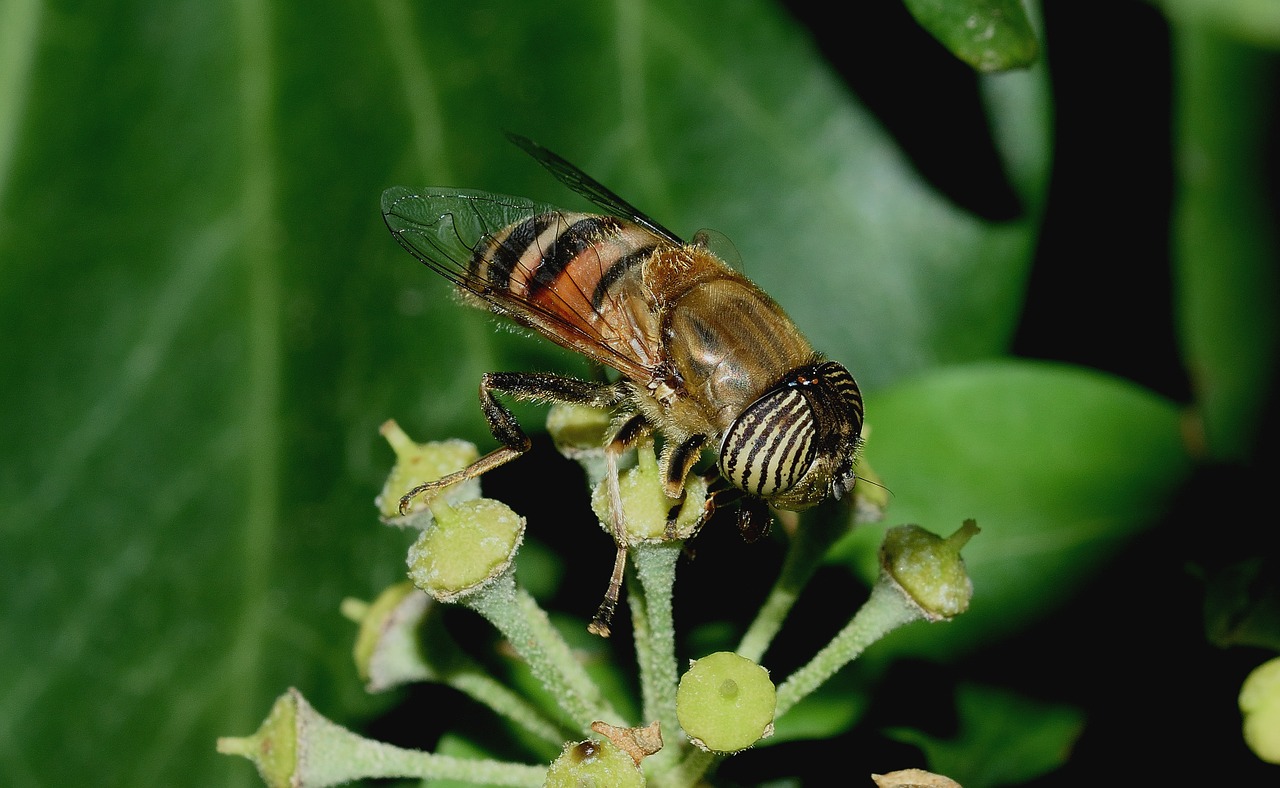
top-left (482, 213), bottom-right (556, 289)
top-left (526, 216), bottom-right (623, 299)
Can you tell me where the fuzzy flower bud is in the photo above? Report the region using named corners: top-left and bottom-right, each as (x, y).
top-left (851, 447), bottom-right (889, 524)
top-left (345, 582), bottom-right (460, 691)
top-left (547, 403), bottom-right (635, 490)
top-left (218, 688), bottom-right (546, 787)
top-left (590, 442), bottom-right (708, 543)
top-left (880, 520), bottom-right (979, 621)
top-left (676, 651), bottom-right (777, 754)
top-left (376, 419), bottom-right (480, 524)
top-left (407, 498), bottom-right (525, 602)
top-left (546, 402), bottom-right (612, 457)
top-left (217, 690), bottom-right (298, 788)
top-left (543, 739), bottom-right (645, 788)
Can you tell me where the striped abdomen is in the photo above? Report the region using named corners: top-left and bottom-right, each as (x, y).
top-left (470, 212), bottom-right (664, 370)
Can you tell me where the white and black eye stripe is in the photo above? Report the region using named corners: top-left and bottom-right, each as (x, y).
top-left (719, 386), bottom-right (818, 497)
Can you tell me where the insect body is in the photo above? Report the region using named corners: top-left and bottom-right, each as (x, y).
top-left (383, 134), bottom-right (864, 635)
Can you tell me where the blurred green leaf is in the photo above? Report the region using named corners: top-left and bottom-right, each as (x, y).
top-left (829, 361), bottom-right (1194, 659)
top-left (1158, 0), bottom-right (1280, 46)
top-left (885, 683), bottom-right (1085, 788)
top-left (903, 0), bottom-right (1040, 71)
top-left (768, 669), bottom-right (870, 744)
top-left (0, 0), bottom-right (1048, 785)
top-left (1170, 25), bottom-right (1279, 462)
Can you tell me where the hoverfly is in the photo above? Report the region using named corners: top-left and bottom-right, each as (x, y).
top-left (382, 134), bottom-right (864, 636)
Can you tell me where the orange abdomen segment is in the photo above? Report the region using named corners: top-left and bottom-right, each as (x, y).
top-left (471, 212), bottom-right (664, 372)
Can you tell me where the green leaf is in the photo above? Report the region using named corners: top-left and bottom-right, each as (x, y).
top-left (764, 669), bottom-right (870, 745)
top-left (1169, 25), bottom-right (1279, 462)
top-left (1158, 0), bottom-right (1280, 46)
top-left (0, 1), bottom-right (1048, 785)
top-left (885, 683), bottom-right (1085, 788)
top-left (829, 361), bottom-right (1194, 659)
top-left (903, 0), bottom-right (1041, 72)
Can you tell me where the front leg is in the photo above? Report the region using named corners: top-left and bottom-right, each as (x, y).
top-left (660, 433), bottom-right (708, 499)
top-left (398, 371), bottom-right (625, 515)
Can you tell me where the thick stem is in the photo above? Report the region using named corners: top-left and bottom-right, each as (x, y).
top-left (774, 580), bottom-right (922, 718)
top-left (653, 747), bottom-right (718, 788)
top-left (737, 502), bottom-right (851, 662)
top-left (447, 670), bottom-right (575, 752)
top-left (629, 541), bottom-right (684, 772)
top-left (462, 572), bottom-right (620, 731)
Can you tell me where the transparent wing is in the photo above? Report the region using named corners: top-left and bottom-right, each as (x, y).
top-left (381, 186), bottom-right (554, 289)
top-left (381, 186), bottom-right (658, 380)
top-left (506, 133), bottom-right (685, 247)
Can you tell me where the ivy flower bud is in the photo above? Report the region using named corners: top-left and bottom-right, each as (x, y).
top-left (590, 443), bottom-right (708, 543)
top-left (851, 446), bottom-right (889, 524)
top-left (543, 739), bottom-right (645, 788)
top-left (546, 402), bottom-right (612, 457)
top-left (375, 419), bottom-right (480, 524)
top-left (676, 651), bottom-right (777, 754)
top-left (218, 688), bottom-right (547, 787)
top-left (407, 498), bottom-right (525, 602)
top-left (345, 582), bottom-right (463, 692)
top-left (1240, 655), bottom-right (1280, 763)
top-left (880, 521), bottom-right (979, 621)
top-left (217, 690), bottom-right (299, 788)
top-left (546, 402), bottom-right (618, 488)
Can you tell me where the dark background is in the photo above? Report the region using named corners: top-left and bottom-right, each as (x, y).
top-left (773, 1), bottom-right (1279, 784)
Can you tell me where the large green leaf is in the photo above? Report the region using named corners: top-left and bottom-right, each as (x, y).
top-left (829, 361), bottom-right (1193, 659)
top-left (0, 1), bottom-right (1048, 785)
top-left (1169, 24), bottom-right (1279, 462)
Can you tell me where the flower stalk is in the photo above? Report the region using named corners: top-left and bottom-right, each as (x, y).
top-left (463, 570), bottom-right (622, 731)
top-left (342, 583), bottom-right (571, 750)
top-left (775, 521), bottom-right (978, 718)
top-left (217, 688), bottom-right (547, 788)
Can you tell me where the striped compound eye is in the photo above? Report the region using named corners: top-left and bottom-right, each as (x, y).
top-left (718, 384), bottom-right (818, 498)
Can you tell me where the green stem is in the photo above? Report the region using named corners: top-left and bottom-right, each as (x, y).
top-left (312, 745), bottom-right (547, 787)
top-left (629, 541), bottom-right (683, 771)
top-left (447, 669), bottom-right (575, 752)
top-left (737, 502), bottom-right (852, 663)
top-left (774, 580), bottom-right (922, 718)
top-left (653, 746), bottom-right (718, 788)
top-left (462, 571), bottom-right (619, 731)
top-left (219, 688), bottom-right (549, 788)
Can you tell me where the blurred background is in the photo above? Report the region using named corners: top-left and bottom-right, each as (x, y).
top-left (1, 0), bottom-right (1276, 785)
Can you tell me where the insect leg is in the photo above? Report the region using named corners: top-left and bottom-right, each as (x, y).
top-left (588, 412), bottom-right (653, 638)
top-left (699, 478), bottom-right (774, 543)
top-left (661, 433), bottom-right (708, 499)
top-left (398, 371), bottom-right (626, 515)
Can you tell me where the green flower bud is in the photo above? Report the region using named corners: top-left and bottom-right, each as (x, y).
top-left (346, 582), bottom-right (462, 692)
top-left (407, 498), bottom-right (525, 602)
top-left (219, 688), bottom-right (547, 787)
top-left (546, 403), bottom-right (613, 458)
top-left (1240, 655), bottom-right (1280, 763)
top-left (880, 521), bottom-right (979, 621)
top-left (376, 419), bottom-right (480, 523)
top-left (676, 651), bottom-right (776, 754)
top-left (590, 443), bottom-right (708, 543)
top-left (851, 444), bottom-right (889, 524)
top-left (546, 403), bottom-right (618, 489)
top-left (543, 739), bottom-right (645, 788)
top-left (217, 690), bottom-right (298, 788)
